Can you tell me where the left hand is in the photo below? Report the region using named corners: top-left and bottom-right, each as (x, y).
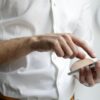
top-left (79, 60), bottom-right (100, 87)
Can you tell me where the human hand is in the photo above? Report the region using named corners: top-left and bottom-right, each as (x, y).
top-left (79, 60), bottom-right (100, 87)
top-left (31, 33), bottom-right (96, 59)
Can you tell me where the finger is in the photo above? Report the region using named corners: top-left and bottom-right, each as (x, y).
top-left (91, 67), bottom-right (97, 80)
top-left (85, 67), bottom-right (95, 86)
top-left (79, 68), bottom-right (86, 84)
top-left (95, 61), bottom-right (100, 82)
top-left (57, 36), bottom-right (73, 58)
top-left (76, 48), bottom-right (86, 59)
top-left (52, 40), bottom-right (64, 57)
top-left (62, 34), bottom-right (78, 58)
top-left (71, 35), bottom-right (96, 58)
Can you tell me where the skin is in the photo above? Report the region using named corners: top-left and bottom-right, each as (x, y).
top-left (0, 33), bottom-right (99, 86)
top-left (79, 62), bottom-right (100, 86)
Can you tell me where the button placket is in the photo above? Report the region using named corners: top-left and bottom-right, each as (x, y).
top-left (51, 0), bottom-right (58, 33)
top-left (50, 1), bottom-right (61, 99)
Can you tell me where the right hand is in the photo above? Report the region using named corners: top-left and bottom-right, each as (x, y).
top-left (31, 33), bottom-right (96, 59)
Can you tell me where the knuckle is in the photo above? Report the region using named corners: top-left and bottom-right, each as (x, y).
top-left (53, 39), bottom-right (59, 46)
top-left (73, 49), bottom-right (78, 56)
top-left (63, 34), bottom-right (71, 40)
top-left (57, 35), bottom-right (64, 41)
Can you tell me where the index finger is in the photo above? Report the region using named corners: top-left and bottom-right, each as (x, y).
top-left (71, 35), bottom-right (96, 58)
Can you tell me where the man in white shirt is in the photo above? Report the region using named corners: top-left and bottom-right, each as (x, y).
top-left (0, 0), bottom-right (100, 100)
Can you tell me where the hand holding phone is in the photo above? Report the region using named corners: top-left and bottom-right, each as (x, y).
top-left (68, 58), bottom-right (97, 75)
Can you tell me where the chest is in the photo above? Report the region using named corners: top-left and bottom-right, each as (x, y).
top-left (0, 0), bottom-right (84, 20)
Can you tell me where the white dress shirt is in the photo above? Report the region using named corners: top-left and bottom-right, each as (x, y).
top-left (0, 0), bottom-right (93, 100)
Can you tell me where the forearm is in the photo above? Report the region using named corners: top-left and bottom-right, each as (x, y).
top-left (0, 37), bottom-right (36, 64)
